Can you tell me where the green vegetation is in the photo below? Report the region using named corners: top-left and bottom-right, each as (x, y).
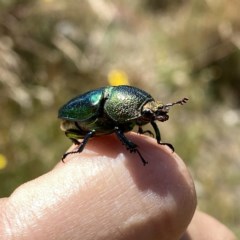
top-left (0, 0), bottom-right (239, 236)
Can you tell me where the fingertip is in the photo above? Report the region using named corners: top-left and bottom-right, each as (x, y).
top-left (58, 132), bottom-right (197, 239)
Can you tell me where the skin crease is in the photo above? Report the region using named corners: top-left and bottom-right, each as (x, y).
top-left (0, 133), bottom-right (236, 240)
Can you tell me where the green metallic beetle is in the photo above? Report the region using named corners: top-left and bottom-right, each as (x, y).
top-left (58, 85), bottom-right (188, 165)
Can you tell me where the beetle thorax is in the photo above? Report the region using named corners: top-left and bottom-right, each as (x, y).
top-left (141, 100), bottom-right (169, 122)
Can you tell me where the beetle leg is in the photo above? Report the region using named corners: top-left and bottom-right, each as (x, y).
top-left (151, 121), bottom-right (174, 152)
top-left (151, 121), bottom-right (161, 143)
top-left (137, 126), bottom-right (154, 137)
top-left (114, 127), bottom-right (148, 166)
top-left (62, 130), bottom-right (95, 161)
top-left (160, 142), bottom-right (174, 152)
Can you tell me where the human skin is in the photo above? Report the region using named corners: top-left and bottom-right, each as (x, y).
top-left (0, 133), bottom-right (236, 240)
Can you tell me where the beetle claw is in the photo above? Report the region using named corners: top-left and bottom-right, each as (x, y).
top-left (160, 142), bottom-right (175, 152)
top-left (61, 152), bottom-right (72, 162)
top-left (114, 127), bottom-right (148, 166)
top-left (61, 130), bottom-right (95, 162)
top-left (133, 148), bottom-right (148, 166)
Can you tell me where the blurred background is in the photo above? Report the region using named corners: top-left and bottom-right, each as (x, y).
top-left (0, 0), bottom-right (239, 236)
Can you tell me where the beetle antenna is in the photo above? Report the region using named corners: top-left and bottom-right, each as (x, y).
top-left (165, 97), bottom-right (188, 107)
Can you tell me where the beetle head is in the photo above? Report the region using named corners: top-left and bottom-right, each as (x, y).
top-left (142, 97), bottom-right (188, 122)
top-left (142, 101), bottom-right (169, 122)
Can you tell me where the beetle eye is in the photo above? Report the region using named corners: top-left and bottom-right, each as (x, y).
top-left (142, 109), bottom-right (153, 118)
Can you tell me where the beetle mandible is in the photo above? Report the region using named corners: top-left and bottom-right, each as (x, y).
top-left (58, 85), bottom-right (188, 165)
